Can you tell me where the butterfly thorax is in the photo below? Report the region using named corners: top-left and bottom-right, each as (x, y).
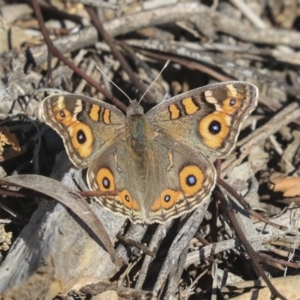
top-left (126, 101), bottom-right (147, 151)
top-left (128, 115), bottom-right (146, 149)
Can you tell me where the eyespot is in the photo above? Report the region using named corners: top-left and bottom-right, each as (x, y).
top-left (54, 107), bottom-right (71, 124)
top-left (59, 110), bottom-right (66, 118)
top-left (198, 113), bottom-right (230, 149)
top-left (118, 189), bottom-right (139, 210)
top-left (164, 194), bottom-right (171, 202)
top-left (221, 94), bottom-right (242, 114)
top-left (70, 122), bottom-right (93, 157)
top-left (151, 189), bottom-right (181, 211)
top-left (230, 98), bottom-right (236, 106)
top-left (102, 177), bottom-right (110, 189)
top-left (179, 165), bottom-right (204, 197)
top-left (77, 129), bottom-right (86, 144)
top-left (186, 174), bottom-right (197, 186)
top-left (57, 109), bottom-right (72, 125)
top-left (52, 101), bottom-right (70, 123)
top-left (96, 168), bottom-right (116, 191)
top-left (208, 120), bottom-right (221, 135)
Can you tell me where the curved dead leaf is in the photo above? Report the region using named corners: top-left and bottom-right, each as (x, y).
top-left (1, 174), bottom-right (118, 265)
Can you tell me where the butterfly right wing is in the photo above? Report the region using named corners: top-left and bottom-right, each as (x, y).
top-left (87, 140), bottom-right (146, 223)
top-left (147, 82), bottom-right (258, 158)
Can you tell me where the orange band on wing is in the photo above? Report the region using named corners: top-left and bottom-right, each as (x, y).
top-left (182, 97), bottom-right (199, 115)
top-left (169, 104), bottom-right (181, 120)
top-left (103, 108), bottom-right (111, 124)
top-left (89, 104), bottom-right (101, 121)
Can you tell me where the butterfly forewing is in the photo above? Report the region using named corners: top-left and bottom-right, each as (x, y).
top-left (42, 94), bottom-right (127, 168)
top-left (147, 81), bottom-right (258, 158)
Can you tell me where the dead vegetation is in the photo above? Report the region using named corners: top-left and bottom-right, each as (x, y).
top-left (1, 1), bottom-right (300, 299)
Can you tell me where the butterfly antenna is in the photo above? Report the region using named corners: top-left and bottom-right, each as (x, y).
top-left (94, 62), bottom-right (132, 103)
top-left (138, 60), bottom-right (170, 104)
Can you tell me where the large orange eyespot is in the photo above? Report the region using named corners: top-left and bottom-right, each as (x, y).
top-left (198, 112), bottom-right (230, 149)
top-left (70, 122), bottom-right (93, 158)
top-left (179, 165), bottom-right (204, 197)
top-left (96, 168), bottom-right (116, 191)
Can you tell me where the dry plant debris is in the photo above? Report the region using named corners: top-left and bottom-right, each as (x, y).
top-left (0, 1), bottom-right (300, 300)
top-left (0, 224), bottom-right (12, 252)
top-left (0, 126), bottom-right (21, 158)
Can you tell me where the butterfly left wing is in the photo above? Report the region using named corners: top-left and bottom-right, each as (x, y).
top-left (147, 81), bottom-right (258, 158)
top-left (42, 94), bottom-right (127, 168)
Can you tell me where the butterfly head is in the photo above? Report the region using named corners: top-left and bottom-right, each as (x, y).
top-left (127, 100), bottom-right (144, 117)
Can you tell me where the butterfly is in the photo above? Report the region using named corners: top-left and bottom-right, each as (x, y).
top-left (42, 81), bottom-right (258, 224)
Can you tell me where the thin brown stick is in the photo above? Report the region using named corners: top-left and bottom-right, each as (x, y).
top-left (237, 102), bottom-right (300, 150)
top-left (31, 0), bottom-right (127, 112)
top-left (215, 188), bottom-right (287, 300)
top-left (127, 40), bottom-right (300, 101)
top-left (217, 177), bottom-right (287, 230)
top-left (116, 234), bottom-right (155, 257)
top-left (259, 252), bottom-right (300, 270)
top-left (86, 6), bottom-right (153, 104)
